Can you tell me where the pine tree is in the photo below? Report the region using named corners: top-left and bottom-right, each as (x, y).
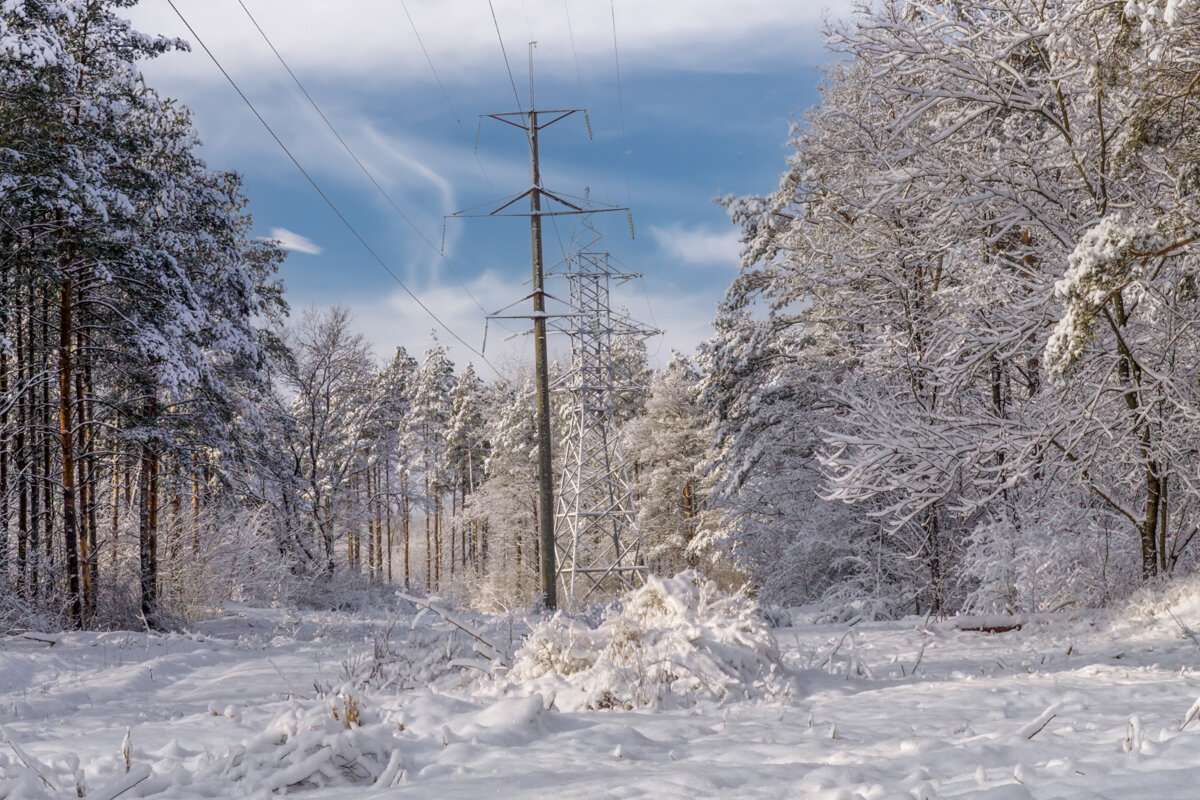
top-left (401, 337), bottom-right (454, 590)
top-left (1, 0), bottom-right (284, 626)
top-left (446, 363), bottom-right (488, 573)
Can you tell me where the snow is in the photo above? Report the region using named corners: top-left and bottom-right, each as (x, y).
top-left (5, 591), bottom-right (1200, 798)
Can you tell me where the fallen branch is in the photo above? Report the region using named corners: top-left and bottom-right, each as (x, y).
top-left (911, 641), bottom-right (928, 675)
top-left (87, 764), bottom-right (152, 800)
top-left (949, 614), bottom-right (1024, 634)
top-left (1181, 696), bottom-right (1200, 731)
top-left (3, 732), bottom-right (57, 791)
top-left (958, 623), bottom-right (1023, 634)
top-left (818, 617), bottom-right (863, 669)
top-left (1017, 704), bottom-right (1061, 740)
top-left (396, 591), bottom-right (504, 666)
top-left (1023, 713), bottom-right (1056, 740)
top-left (19, 634), bottom-right (57, 647)
top-left (1167, 610), bottom-right (1200, 651)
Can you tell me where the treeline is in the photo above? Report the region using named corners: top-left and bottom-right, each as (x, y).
top-left (706, 0), bottom-right (1200, 615)
top-left (33, 0), bottom-right (1190, 628)
top-left (0, 1), bottom-right (287, 629)
top-left (248, 305), bottom-right (707, 611)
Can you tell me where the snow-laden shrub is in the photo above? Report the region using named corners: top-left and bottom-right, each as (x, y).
top-left (0, 577), bottom-right (69, 635)
top-left (811, 589), bottom-right (904, 624)
top-left (332, 599), bottom-right (522, 695)
top-left (209, 696), bottom-right (405, 793)
top-left (337, 618), bottom-right (480, 694)
top-left (960, 512), bottom-right (1138, 613)
top-left (1126, 572), bottom-right (1200, 628)
top-left (506, 571), bottom-right (791, 711)
top-left (164, 506), bottom-right (305, 618)
top-left (86, 505), bottom-right (307, 631)
top-left (2, 695), bottom-right (406, 797)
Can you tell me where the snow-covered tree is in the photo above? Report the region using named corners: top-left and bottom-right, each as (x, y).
top-left (711, 0), bottom-right (1200, 613)
top-left (623, 353), bottom-right (711, 575)
top-left (1, 0), bottom-right (284, 627)
top-left (373, 345), bottom-right (417, 585)
top-left (401, 337), bottom-right (455, 590)
top-left (446, 363), bottom-right (488, 576)
top-left (463, 368), bottom-right (539, 607)
top-left (281, 306), bottom-right (377, 576)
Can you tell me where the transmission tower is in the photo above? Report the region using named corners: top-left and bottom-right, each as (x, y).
top-left (449, 48), bottom-right (624, 609)
top-left (553, 246), bottom-right (658, 607)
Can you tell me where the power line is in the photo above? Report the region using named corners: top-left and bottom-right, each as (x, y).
top-left (562, 0), bottom-right (586, 100)
top-left (398, 0), bottom-right (494, 194)
top-left (561, 0), bottom-right (615, 207)
top-left (233, 0), bottom-right (490, 316)
top-left (164, 0), bottom-right (497, 371)
top-left (607, 0), bottom-right (662, 352)
top-left (520, 0), bottom-right (536, 43)
top-left (560, 0), bottom-right (660, 349)
top-left (487, 0), bottom-right (524, 112)
top-left (609, 0), bottom-right (635, 220)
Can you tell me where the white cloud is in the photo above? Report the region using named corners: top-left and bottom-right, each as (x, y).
top-left (304, 268), bottom-right (714, 379)
top-left (608, 279), bottom-right (717, 365)
top-left (332, 270), bottom-right (518, 373)
top-left (126, 0), bottom-right (853, 90)
top-left (269, 227), bottom-right (323, 255)
top-left (649, 223), bottom-right (741, 267)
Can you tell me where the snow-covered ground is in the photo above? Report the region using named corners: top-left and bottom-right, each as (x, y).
top-left (4, 585), bottom-right (1200, 799)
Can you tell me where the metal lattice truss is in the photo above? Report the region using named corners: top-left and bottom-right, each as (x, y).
top-left (553, 251), bottom-right (657, 606)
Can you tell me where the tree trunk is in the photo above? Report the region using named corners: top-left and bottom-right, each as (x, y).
top-left (1114, 299), bottom-right (1160, 581)
top-left (59, 273), bottom-right (83, 628)
top-left (402, 493), bottom-right (410, 589)
top-left (321, 496), bottom-right (335, 575)
top-left (0, 263), bottom-right (8, 588)
top-left (425, 474), bottom-right (432, 590)
top-left (1140, 445), bottom-right (1161, 582)
top-left (111, 445), bottom-right (120, 571)
top-left (926, 510), bottom-right (943, 617)
top-left (28, 282), bottom-right (40, 602)
top-left (434, 494), bottom-right (442, 586)
top-left (42, 289), bottom-right (54, 585)
top-left (385, 460), bottom-right (393, 584)
top-left (16, 291), bottom-right (28, 598)
top-left (80, 348), bottom-right (98, 619)
top-left (139, 440), bottom-right (159, 624)
top-left (448, 490), bottom-right (455, 578)
top-left (191, 466), bottom-right (201, 556)
top-left (1159, 474), bottom-right (1169, 575)
top-left (374, 465), bottom-right (383, 580)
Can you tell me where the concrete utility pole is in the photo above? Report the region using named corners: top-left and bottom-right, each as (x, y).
top-left (526, 76), bottom-right (556, 611)
top-left (455, 51), bottom-right (624, 609)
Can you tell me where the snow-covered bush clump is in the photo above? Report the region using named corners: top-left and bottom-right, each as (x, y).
top-left (332, 599), bottom-right (521, 696)
top-left (212, 696), bottom-right (405, 793)
top-left (1126, 573), bottom-right (1200, 631)
top-left (507, 571), bottom-right (792, 711)
top-left (0, 696), bottom-right (405, 798)
top-left (959, 514), bottom-right (1138, 613)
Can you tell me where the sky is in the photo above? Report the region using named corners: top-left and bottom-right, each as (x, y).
top-left (121, 0), bottom-right (852, 376)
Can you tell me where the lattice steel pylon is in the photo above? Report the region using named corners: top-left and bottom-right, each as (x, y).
top-left (553, 249), bottom-right (658, 607)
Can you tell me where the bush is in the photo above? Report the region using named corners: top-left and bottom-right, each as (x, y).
top-left (507, 571), bottom-right (793, 710)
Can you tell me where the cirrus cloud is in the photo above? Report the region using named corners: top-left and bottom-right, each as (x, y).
top-left (269, 227), bottom-right (324, 255)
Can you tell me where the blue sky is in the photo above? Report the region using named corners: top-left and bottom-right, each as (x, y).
top-left (123, 0), bottom-right (850, 375)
